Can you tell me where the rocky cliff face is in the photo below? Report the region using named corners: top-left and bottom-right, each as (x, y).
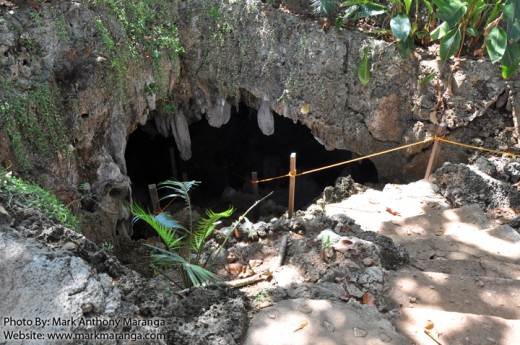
top-left (1, 0), bottom-right (519, 244)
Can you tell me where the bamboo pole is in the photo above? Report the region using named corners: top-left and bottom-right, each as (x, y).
top-left (424, 123), bottom-right (447, 181)
top-left (288, 153), bottom-right (296, 218)
top-left (148, 184), bottom-right (161, 213)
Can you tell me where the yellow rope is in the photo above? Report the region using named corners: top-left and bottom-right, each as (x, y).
top-left (253, 137), bottom-right (436, 183)
top-left (251, 135), bottom-right (518, 185)
top-left (437, 137), bottom-right (518, 158)
top-left (253, 173), bottom-right (291, 184)
top-left (297, 137), bottom-right (436, 177)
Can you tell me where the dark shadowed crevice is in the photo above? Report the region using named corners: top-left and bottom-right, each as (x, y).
top-left (124, 102), bottom-right (379, 238)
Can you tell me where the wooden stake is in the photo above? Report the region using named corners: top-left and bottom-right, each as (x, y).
top-left (288, 153), bottom-right (296, 219)
top-left (148, 184), bottom-right (161, 213)
top-left (424, 123), bottom-right (447, 181)
top-left (251, 171), bottom-right (259, 200)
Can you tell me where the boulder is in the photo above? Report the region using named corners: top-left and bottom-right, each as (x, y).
top-left (431, 162), bottom-right (520, 210)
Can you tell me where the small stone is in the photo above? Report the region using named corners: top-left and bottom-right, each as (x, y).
top-left (61, 242), bottom-right (78, 251)
top-left (267, 309), bottom-right (279, 319)
top-left (353, 327), bottom-right (367, 337)
top-left (81, 302), bottom-right (94, 315)
top-left (321, 319), bottom-right (335, 333)
top-left (408, 297), bottom-right (417, 304)
top-left (388, 309), bottom-right (402, 317)
top-left (298, 303), bottom-right (312, 314)
top-left (345, 283), bottom-right (364, 298)
top-left (434, 230), bottom-right (444, 236)
top-left (379, 332), bottom-right (392, 343)
top-left (476, 280), bottom-right (485, 288)
top-left (362, 258), bottom-right (374, 266)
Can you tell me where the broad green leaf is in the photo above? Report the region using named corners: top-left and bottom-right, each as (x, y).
top-left (342, 0), bottom-right (382, 6)
top-left (430, 21), bottom-right (450, 40)
top-left (501, 41), bottom-right (520, 78)
top-left (502, 64), bottom-right (520, 79)
top-left (486, 26), bottom-right (507, 63)
top-left (335, 16), bottom-right (344, 30)
top-left (504, 0), bottom-right (520, 41)
top-left (420, 72), bottom-right (437, 85)
top-left (440, 27), bottom-right (462, 61)
top-left (466, 27), bottom-right (479, 37)
top-left (423, 0), bottom-right (434, 15)
top-left (485, 0), bottom-right (504, 27)
top-left (353, 3), bottom-right (388, 20)
top-left (467, 0), bottom-right (487, 23)
top-left (433, 0), bottom-right (467, 28)
top-left (404, 0), bottom-right (412, 14)
top-left (358, 47), bottom-right (371, 86)
top-left (397, 36), bottom-right (414, 57)
top-left (311, 0), bottom-right (337, 16)
top-left (342, 5), bottom-right (359, 21)
top-left (391, 14), bottom-right (411, 41)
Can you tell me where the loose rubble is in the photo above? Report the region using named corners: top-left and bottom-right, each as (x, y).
top-left (1, 175), bottom-right (411, 344)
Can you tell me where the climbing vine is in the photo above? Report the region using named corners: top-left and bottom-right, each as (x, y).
top-left (92, 0), bottom-right (184, 97)
top-left (0, 80), bottom-right (69, 169)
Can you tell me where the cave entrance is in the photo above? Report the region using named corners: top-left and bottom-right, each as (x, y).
top-left (125, 102), bottom-right (378, 238)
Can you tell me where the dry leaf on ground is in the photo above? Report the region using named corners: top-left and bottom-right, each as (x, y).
top-left (332, 238), bottom-right (354, 253)
top-left (386, 207), bottom-right (400, 216)
top-left (362, 292), bottom-right (376, 307)
top-left (293, 320), bottom-right (308, 332)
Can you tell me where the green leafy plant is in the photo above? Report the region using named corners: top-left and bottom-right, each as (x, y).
top-left (162, 101), bottom-right (177, 113)
top-left (144, 83), bottom-right (159, 96)
top-left (129, 180), bottom-right (235, 288)
top-left (485, 0), bottom-right (520, 78)
top-left (0, 168), bottom-right (80, 232)
top-left (337, 0), bottom-right (388, 30)
top-left (358, 46), bottom-right (371, 86)
top-left (92, 0), bottom-right (184, 96)
top-left (335, 1), bottom-right (519, 77)
top-left (101, 241), bottom-right (114, 252)
top-left (252, 289), bottom-right (270, 304)
top-left (56, 14), bottom-right (69, 41)
top-left (0, 80), bottom-right (69, 169)
top-left (311, 0), bottom-right (338, 17)
top-left (336, 1), bottom-right (426, 56)
top-left (391, 13), bottom-right (414, 56)
top-left (321, 234), bottom-right (332, 251)
top-left (427, 0), bottom-right (520, 77)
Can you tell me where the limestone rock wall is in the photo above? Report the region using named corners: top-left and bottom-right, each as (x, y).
top-left (0, 0), bottom-right (519, 242)
top-left (172, 0), bottom-right (520, 181)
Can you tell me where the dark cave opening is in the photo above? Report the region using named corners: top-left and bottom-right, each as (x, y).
top-left (125, 102), bottom-right (378, 238)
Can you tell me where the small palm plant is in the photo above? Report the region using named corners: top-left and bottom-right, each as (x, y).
top-left (129, 179), bottom-right (235, 288)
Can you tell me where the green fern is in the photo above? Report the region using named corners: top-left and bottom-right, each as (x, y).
top-left (129, 203), bottom-right (184, 251)
top-left (129, 179), bottom-right (234, 289)
top-left (158, 179), bottom-right (199, 230)
top-left (192, 207), bottom-right (235, 264)
top-left (144, 244), bottom-right (219, 286)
